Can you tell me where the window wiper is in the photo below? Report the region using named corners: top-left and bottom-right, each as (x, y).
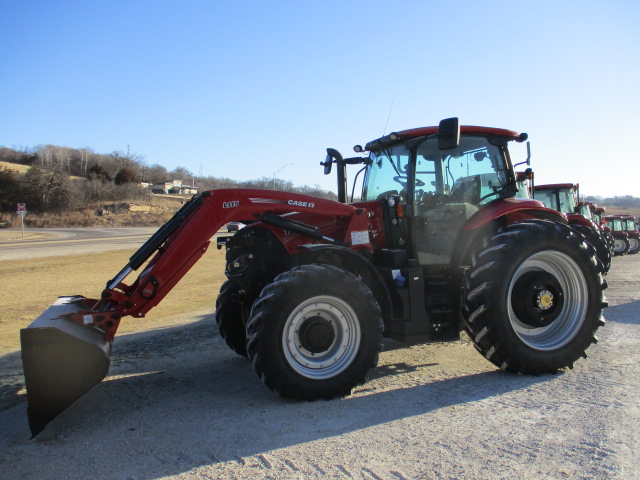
top-left (383, 149), bottom-right (402, 177)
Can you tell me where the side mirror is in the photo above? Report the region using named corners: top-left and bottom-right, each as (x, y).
top-left (321, 154), bottom-right (333, 175)
top-left (438, 117), bottom-right (460, 150)
top-left (514, 141), bottom-right (532, 168)
top-left (322, 148), bottom-right (343, 175)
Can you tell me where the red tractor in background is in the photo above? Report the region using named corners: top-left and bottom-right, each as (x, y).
top-left (591, 205), bottom-right (617, 254)
top-left (604, 214), bottom-right (640, 255)
top-left (533, 184), bottom-right (611, 274)
top-left (586, 203), bottom-right (615, 253)
top-left (21, 118), bottom-right (607, 436)
top-left (619, 215), bottom-right (640, 254)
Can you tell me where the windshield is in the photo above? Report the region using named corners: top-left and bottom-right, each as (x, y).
top-left (362, 135), bottom-right (510, 206)
top-left (611, 219), bottom-right (623, 231)
top-left (535, 188), bottom-right (576, 214)
top-left (514, 174), bottom-right (532, 199)
top-left (414, 135), bottom-right (510, 207)
top-left (363, 145), bottom-right (411, 201)
top-left (577, 204), bottom-right (592, 219)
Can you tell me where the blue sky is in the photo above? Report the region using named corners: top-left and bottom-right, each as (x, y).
top-left (1, 1), bottom-right (638, 197)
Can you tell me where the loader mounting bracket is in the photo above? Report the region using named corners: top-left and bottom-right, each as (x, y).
top-left (61, 308), bottom-right (122, 342)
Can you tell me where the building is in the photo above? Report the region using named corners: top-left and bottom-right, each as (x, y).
top-left (149, 180), bottom-right (198, 195)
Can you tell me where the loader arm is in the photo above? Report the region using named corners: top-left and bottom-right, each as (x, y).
top-left (21, 188), bottom-right (366, 435)
top-left (77, 189), bottom-right (365, 339)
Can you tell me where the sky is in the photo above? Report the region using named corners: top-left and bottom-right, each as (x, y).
top-left (1, 0), bottom-right (638, 198)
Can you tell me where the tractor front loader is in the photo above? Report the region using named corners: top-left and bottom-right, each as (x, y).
top-left (21, 189), bottom-right (364, 435)
top-left (21, 118), bottom-right (607, 436)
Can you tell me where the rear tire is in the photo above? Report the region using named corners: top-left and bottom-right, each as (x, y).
top-left (462, 220), bottom-right (607, 374)
top-left (627, 236), bottom-right (640, 254)
top-left (570, 224), bottom-right (611, 275)
top-left (215, 281), bottom-right (250, 357)
top-left (246, 264), bottom-right (384, 400)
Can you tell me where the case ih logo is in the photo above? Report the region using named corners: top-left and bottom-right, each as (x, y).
top-left (288, 200), bottom-right (315, 208)
top-left (223, 201), bottom-right (240, 209)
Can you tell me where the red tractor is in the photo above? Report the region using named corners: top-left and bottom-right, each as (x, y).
top-left (533, 184), bottom-right (611, 274)
top-left (578, 202), bottom-right (615, 255)
top-left (619, 215), bottom-right (640, 254)
top-left (21, 118), bottom-right (607, 436)
top-left (604, 214), bottom-right (640, 255)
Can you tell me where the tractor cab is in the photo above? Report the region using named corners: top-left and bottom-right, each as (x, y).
top-left (621, 215), bottom-right (639, 234)
top-left (533, 183), bottom-right (578, 215)
top-left (606, 215), bottom-right (626, 234)
top-left (324, 118), bottom-right (534, 266)
top-left (576, 202), bottom-right (594, 220)
top-left (604, 215), bottom-right (638, 255)
top-left (593, 207), bottom-right (605, 226)
top-left (514, 169), bottom-right (534, 199)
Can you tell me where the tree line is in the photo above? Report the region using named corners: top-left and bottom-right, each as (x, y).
top-left (584, 195), bottom-right (640, 210)
top-left (0, 145), bottom-right (337, 215)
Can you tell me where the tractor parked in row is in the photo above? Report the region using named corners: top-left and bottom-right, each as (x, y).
top-left (20, 118), bottom-right (607, 436)
top-left (533, 184), bottom-right (611, 274)
top-left (604, 215), bottom-right (640, 255)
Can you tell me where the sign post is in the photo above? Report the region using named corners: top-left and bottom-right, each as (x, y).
top-left (16, 203), bottom-right (26, 239)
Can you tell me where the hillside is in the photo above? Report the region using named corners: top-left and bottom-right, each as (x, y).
top-left (0, 160), bottom-right (30, 174)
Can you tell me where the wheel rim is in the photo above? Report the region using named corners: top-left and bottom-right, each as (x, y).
top-left (282, 295), bottom-right (361, 379)
top-left (507, 250), bottom-right (588, 351)
top-left (614, 238), bottom-right (626, 253)
top-left (629, 238), bottom-right (639, 251)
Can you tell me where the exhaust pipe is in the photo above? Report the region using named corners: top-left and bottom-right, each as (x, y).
top-left (20, 296), bottom-right (111, 437)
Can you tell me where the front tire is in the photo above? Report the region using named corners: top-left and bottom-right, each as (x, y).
top-left (462, 220), bottom-right (607, 374)
top-left (215, 280), bottom-right (251, 357)
top-left (613, 236), bottom-right (631, 256)
top-left (246, 264), bottom-right (384, 400)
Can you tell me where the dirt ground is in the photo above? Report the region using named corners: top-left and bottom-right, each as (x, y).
top-left (0, 254), bottom-right (638, 479)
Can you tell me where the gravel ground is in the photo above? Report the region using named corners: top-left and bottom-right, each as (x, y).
top-left (0, 255), bottom-right (638, 480)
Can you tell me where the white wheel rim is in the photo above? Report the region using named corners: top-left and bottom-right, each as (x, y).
top-left (507, 250), bottom-right (588, 351)
top-left (282, 295), bottom-right (361, 379)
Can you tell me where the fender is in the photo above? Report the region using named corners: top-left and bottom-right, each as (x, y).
top-left (464, 197), bottom-right (567, 231)
top-left (296, 244), bottom-right (394, 320)
top-left (452, 198), bottom-right (568, 268)
top-left (567, 213), bottom-right (596, 229)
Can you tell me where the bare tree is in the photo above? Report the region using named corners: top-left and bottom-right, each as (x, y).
top-left (21, 167), bottom-right (72, 212)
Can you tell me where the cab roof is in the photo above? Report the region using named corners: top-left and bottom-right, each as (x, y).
top-left (534, 183), bottom-right (578, 191)
top-left (365, 125), bottom-right (525, 151)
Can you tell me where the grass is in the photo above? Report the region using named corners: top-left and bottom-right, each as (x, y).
top-left (0, 230), bottom-right (56, 241)
top-left (0, 246), bottom-right (228, 355)
top-left (0, 161), bottom-right (30, 174)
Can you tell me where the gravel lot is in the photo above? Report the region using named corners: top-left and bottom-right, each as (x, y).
top-left (0, 255), bottom-right (638, 480)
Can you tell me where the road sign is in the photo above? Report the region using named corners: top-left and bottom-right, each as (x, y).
top-left (17, 203), bottom-right (26, 211)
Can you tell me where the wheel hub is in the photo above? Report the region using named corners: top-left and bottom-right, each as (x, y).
top-left (536, 290), bottom-right (554, 310)
top-left (512, 271), bottom-right (565, 328)
top-left (297, 316), bottom-right (336, 354)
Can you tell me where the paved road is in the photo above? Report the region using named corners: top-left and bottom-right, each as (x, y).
top-left (0, 227), bottom-right (162, 260)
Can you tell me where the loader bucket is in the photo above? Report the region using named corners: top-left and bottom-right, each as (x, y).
top-left (20, 296), bottom-right (111, 436)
